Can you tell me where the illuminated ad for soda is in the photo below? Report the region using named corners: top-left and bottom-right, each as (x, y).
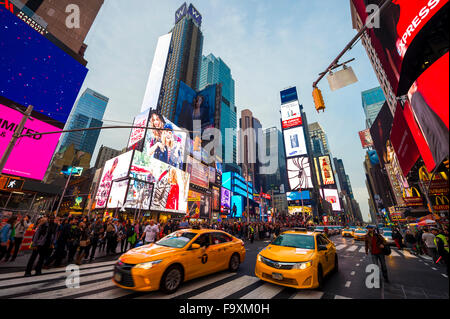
top-left (318, 155), bottom-right (335, 185)
top-left (142, 112), bottom-right (186, 170)
top-left (283, 126), bottom-right (307, 158)
top-left (187, 190), bottom-right (211, 219)
top-left (221, 187), bottom-right (231, 214)
top-left (127, 110), bottom-right (149, 150)
top-left (351, 0), bottom-right (448, 92)
top-left (95, 151), bottom-right (133, 209)
top-left (124, 179), bottom-right (153, 210)
top-left (0, 104), bottom-right (62, 180)
top-left (320, 189), bottom-right (342, 211)
top-left (281, 100), bottom-right (302, 129)
top-left (0, 6), bottom-right (88, 125)
top-left (287, 157), bottom-right (313, 191)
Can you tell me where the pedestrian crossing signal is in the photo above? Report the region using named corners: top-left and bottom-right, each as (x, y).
top-left (312, 87), bottom-right (325, 113)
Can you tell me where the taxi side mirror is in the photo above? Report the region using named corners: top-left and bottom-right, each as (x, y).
top-left (318, 244), bottom-right (327, 251)
top-left (191, 243), bottom-right (201, 250)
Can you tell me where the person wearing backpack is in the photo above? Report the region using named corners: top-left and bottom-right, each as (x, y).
top-left (365, 226), bottom-right (389, 283)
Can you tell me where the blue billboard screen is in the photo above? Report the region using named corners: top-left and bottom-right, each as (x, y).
top-left (231, 195), bottom-right (243, 218)
top-left (0, 7), bottom-right (88, 124)
top-left (280, 87), bottom-right (298, 104)
top-left (286, 191), bottom-right (311, 201)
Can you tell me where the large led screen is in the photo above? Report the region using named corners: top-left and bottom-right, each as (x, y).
top-left (221, 187), bottom-right (231, 214)
top-left (142, 112), bottom-right (186, 170)
top-left (0, 104), bottom-right (62, 180)
top-left (107, 179), bottom-right (129, 209)
top-left (281, 100), bottom-right (302, 129)
top-left (320, 189), bottom-right (342, 212)
top-left (187, 191), bottom-right (211, 219)
top-left (318, 155), bottom-right (335, 185)
top-left (286, 191), bottom-right (311, 201)
top-left (213, 186), bottom-right (220, 211)
top-left (95, 151), bottom-right (133, 209)
top-left (287, 157), bottom-right (313, 191)
top-left (231, 195), bottom-right (243, 218)
top-left (186, 156), bottom-right (209, 189)
top-left (124, 179), bottom-right (153, 210)
top-left (174, 81), bottom-right (217, 135)
top-left (150, 158), bottom-right (190, 214)
top-left (128, 110), bottom-right (149, 150)
top-left (283, 126), bottom-right (307, 158)
top-left (0, 7), bottom-right (88, 124)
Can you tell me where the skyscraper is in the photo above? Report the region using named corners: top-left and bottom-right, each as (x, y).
top-left (361, 86), bottom-right (385, 129)
top-left (199, 53), bottom-right (238, 169)
top-left (59, 88), bottom-right (109, 155)
top-left (308, 122), bottom-right (331, 155)
top-left (157, 3), bottom-right (204, 122)
top-left (261, 127), bottom-right (288, 193)
top-left (333, 158), bottom-right (354, 199)
top-left (94, 145), bottom-right (121, 169)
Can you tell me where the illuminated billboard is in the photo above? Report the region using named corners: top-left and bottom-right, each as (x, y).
top-left (150, 158), bottom-right (190, 214)
top-left (128, 110), bottom-right (149, 150)
top-left (213, 186), bottom-right (220, 211)
top-left (141, 33), bottom-right (172, 112)
top-left (107, 179), bottom-right (129, 209)
top-left (287, 157), bottom-right (313, 191)
top-left (124, 179), bottom-right (153, 210)
top-left (318, 155), bottom-right (335, 185)
top-left (283, 126), bottom-right (307, 158)
top-left (95, 151), bottom-right (133, 209)
top-left (231, 195), bottom-right (243, 218)
top-left (221, 187), bottom-right (231, 214)
top-left (186, 156), bottom-right (209, 189)
top-left (142, 112), bottom-right (186, 170)
top-left (286, 191), bottom-right (311, 201)
top-left (187, 190), bottom-right (211, 219)
top-left (358, 129), bottom-right (374, 148)
top-left (0, 7), bottom-right (88, 125)
top-left (288, 206), bottom-right (313, 215)
top-left (0, 104), bottom-right (62, 180)
top-left (320, 189), bottom-right (342, 211)
top-left (281, 100), bottom-right (302, 129)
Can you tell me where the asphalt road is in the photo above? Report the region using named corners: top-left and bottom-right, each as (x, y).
top-left (0, 234), bottom-right (448, 299)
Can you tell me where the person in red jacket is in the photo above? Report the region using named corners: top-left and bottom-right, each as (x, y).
top-left (165, 168), bottom-right (179, 211)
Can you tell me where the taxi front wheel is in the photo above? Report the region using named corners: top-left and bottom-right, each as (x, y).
top-left (229, 253), bottom-right (240, 272)
top-left (317, 265), bottom-right (324, 289)
top-left (160, 265), bottom-right (183, 294)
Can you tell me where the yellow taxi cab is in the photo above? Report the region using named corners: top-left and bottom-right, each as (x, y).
top-left (112, 228), bottom-right (245, 293)
top-left (255, 229), bottom-right (338, 289)
top-left (341, 227), bottom-right (354, 237)
top-left (353, 228), bottom-right (368, 241)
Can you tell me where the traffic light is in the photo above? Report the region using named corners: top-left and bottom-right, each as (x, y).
top-left (312, 87), bottom-right (325, 112)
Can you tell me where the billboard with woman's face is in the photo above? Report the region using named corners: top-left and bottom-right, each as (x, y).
top-left (142, 112), bottom-right (186, 170)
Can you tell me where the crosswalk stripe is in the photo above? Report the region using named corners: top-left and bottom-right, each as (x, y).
top-left (421, 255), bottom-right (432, 261)
top-left (0, 264), bottom-right (114, 288)
top-left (347, 245), bottom-right (358, 252)
top-left (390, 250), bottom-right (400, 257)
top-left (0, 260), bottom-right (117, 281)
top-left (335, 295), bottom-right (352, 299)
top-left (136, 272), bottom-right (237, 299)
top-left (241, 283), bottom-right (284, 299)
top-left (336, 244), bottom-right (346, 250)
top-left (291, 290), bottom-right (324, 299)
top-left (359, 247), bottom-right (366, 253)
top-left (402, 250), bottom-right (416, 258)
top-left (189, 275), bottom-right (260, 299)
top-left (4, 271), bottom-right (113, 299)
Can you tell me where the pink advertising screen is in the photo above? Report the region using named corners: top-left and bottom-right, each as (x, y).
top-left (0, 104), bottom-right (61, 180)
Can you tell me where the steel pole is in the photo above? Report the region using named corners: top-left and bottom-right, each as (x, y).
top-left (0, 105), bottom-right (33, 174)
top-left (54, 168), bottom-right (73, 217)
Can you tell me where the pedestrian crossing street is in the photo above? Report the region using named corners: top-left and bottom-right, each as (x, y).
top-left (0, 260), bottom-right (350, 300)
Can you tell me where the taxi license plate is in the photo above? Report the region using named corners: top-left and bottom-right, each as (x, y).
top-left (114, 272), bottom-right (122, 282)
top-left (272, 273), bottom-right (283, 280)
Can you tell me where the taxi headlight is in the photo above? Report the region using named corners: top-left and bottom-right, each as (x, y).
top-left (257, 254), bottom-right (262, 262)
top-left (134, 260), bottom-right (162, 269)
top-left (292, 261), bottom-right (313, 270)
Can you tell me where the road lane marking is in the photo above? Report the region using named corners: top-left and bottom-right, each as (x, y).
top-left (359, 247), bottom-right (366, 253)
top-left (347, 245), bottom-right (358, 252)
top-left (335, 295), bottom-right (352, 299)
top-left (390, 250), bottom-right (399, 257)
top-left (336, 244), bottom-right (347, 250)
top-left (350, 271), bottom-right (355, 276)
top-left (189, 275), bottom-right (260, 299)
top-left (345, 281), bottom-right (351, 288)
top-left (443, 274), bottom-right (448, 278)
top-left (402, 250), bottom-right (417, 258)
top-left (291, 290), bottom-right (324, 299)
top-left (431, 267), bottom-right (437, 271)
top-left (241, 283), bottom-right (284, 299)
top-left (356, 264), bottom-right (360, 267)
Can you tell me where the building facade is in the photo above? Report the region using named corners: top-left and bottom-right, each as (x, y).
top-left (59, 88), bottom-right (109, 155)
top-left (94, 145), bottom-right (121, 169)
top-left (308, 122), bottom-right (331, 156)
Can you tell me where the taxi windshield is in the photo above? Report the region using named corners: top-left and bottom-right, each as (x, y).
top-left (271, 234), bottom-right (315, 250)
top-left (384, 231), bottom-right (392, 236)
top-left (355, 230), bottom-right (367, 234)
top-left (156, 232), bottom-right (196, 248)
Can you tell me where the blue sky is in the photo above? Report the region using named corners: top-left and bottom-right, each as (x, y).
top-left (79, 0), bottom-right (382, 222)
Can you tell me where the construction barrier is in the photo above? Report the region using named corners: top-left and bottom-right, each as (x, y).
top-left (19, 225), bottom-right (35, 251)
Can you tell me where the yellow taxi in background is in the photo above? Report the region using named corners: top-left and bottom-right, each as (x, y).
top-left (341, 227), bottom-right (354, 237)
top-left (113, 229), bottom-right (245, 293)
top-left (353, 228), bottom-right (368, 241)
top-left (255, 229), bottom-right (338, 289)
